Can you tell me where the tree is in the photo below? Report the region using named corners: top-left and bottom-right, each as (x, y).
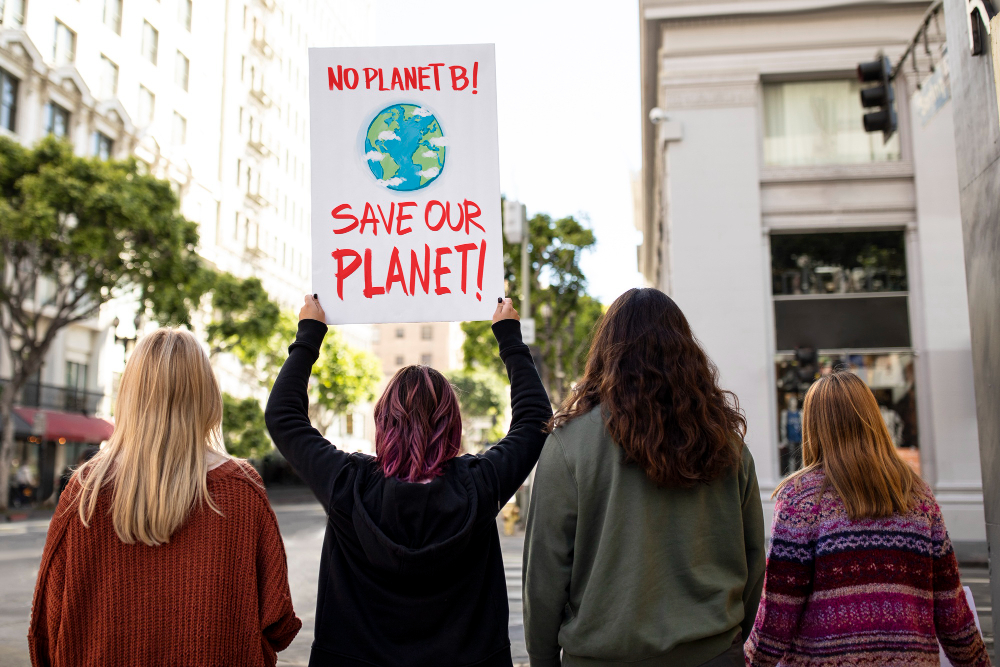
top-left (221, 312), bottom-right (382, 455)
top-left (221, 393), bottom-right (270, 459)
top-left (0, 137), bottom-right (208, 511)
top-left (310, 327), bottom-right (382, 434)
top-left (205, 273), bottom-right (282, 359)
top-left (461, 211), bottom-right (603, 406)
top-left (446, 368), bottom-right (508, 450)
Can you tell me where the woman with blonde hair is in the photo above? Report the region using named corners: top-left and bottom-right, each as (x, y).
top-left (29, 328), bottom-right (301, 666)
top-left (745, 371), bottom-right (990, 667)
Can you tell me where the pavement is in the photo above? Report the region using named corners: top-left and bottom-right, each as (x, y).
top-left (0, 489), bottom-right (994, 666)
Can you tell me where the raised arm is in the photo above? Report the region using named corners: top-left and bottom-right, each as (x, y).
top-left (740, 448), bottom-right (766, 641)
top-left (479, 299), bottom-right (553, 505)
top-left (264, 295), bottom-right (351, 512)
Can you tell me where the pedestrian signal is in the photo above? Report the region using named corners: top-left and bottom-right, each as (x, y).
top-left (857, 54), bottom-right (896, 142)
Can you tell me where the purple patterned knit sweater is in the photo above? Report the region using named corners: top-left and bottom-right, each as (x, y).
top-left (744, 469), bottom-right (990, 667)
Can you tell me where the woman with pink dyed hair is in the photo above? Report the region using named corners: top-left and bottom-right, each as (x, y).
top-left (265, 295), bottom-right (551, 667)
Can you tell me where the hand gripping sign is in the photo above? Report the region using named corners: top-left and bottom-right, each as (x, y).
top-left (308, 45), bottom-right (503, 324)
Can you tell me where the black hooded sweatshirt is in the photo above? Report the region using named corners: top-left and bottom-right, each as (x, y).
top-left (265, 318), bottom-right (552, 667)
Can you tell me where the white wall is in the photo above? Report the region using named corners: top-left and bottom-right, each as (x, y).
top-left (664, 104), bottom-right (780, 494)
top-left (909, 94), bottom-right (985, 540)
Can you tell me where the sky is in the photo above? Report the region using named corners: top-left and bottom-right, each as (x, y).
top-left (370, 0), bottom-right (645, 305)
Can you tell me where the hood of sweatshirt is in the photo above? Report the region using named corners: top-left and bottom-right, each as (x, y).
top-left (350, 458), bottom-right (482, 576)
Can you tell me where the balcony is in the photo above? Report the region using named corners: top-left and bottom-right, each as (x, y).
top-left (0, 380), bottom-right (104, 416)
top-left (252, 36), bottom-right (274, 59)
top-left (249, 87), bottom-right (272, 108)
top-left (248, 138), bottom-right (272, 157)
top-left (245, 191), bottom-right (269, 208)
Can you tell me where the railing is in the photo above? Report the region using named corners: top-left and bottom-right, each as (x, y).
top-left (0, 379), bottom-right (104, 415)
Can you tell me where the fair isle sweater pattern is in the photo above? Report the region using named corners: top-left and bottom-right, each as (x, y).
top-left (745, 469), bottom-right (990, 667)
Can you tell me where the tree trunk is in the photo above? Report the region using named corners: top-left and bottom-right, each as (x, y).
top-left (0, 382), bottom-right (19, 513)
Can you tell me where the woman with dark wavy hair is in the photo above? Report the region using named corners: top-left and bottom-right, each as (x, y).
top-left (523, 287), bottom-right (765, 667)
top-left (265, 295), bottom-right (551, 667)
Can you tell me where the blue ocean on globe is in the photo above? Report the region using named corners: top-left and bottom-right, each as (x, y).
top-left (364, 104), bottom-right (446, 192)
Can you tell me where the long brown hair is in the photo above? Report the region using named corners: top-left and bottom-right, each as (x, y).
top-left (77, 328), bottom-right (228, 546)
top-left (549, 288), bottom-right (745, 487)
top-left (775, 371), bottom-right (918, 520)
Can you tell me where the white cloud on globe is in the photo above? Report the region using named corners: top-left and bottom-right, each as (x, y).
top-left (421, 151), bottom-right (437, 158)
top-left (378, 177), bottom-right (405, 187)
top-left (428, 136), bottom-right (447, 147)
top-left (413, 107), bottom-right (433, 116)
top-left (366, 151), bottom-right (384, 161)
top-left (378, 131), bottom-right (400, 141)
top-left (418, 168), bottom-right (440, 178)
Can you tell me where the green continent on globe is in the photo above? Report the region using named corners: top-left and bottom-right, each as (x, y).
top-left (364, 104), bottom-right (446, 192)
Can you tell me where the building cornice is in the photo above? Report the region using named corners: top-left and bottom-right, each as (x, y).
top-left (644, 0), bottom-right (929, 21)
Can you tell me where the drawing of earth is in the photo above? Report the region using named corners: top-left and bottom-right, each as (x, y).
top-left (364, 104), bottom-right (446, 191)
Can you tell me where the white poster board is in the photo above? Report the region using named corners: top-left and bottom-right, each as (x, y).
top-left (308, 45), bottom-right (503, 324)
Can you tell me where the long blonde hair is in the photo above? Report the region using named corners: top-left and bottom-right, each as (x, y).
top-left (76, 328), bottom-right (228, 546)
top-left (774, 371), bottom-right (918, 520)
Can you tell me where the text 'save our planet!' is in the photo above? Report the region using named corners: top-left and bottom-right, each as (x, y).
top-left (364, 104), bottom-right (446, 192)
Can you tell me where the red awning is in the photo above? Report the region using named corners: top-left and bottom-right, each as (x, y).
top-left (14, 408), bottom-right (114, 444)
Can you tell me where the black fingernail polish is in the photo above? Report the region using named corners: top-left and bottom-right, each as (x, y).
top-left (497, 297), bottom-right (502, 304)
top-left (313, 293), bottom-right (318, 299)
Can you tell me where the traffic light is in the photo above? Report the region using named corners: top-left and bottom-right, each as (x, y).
top-left (857, 54), bottom-right (896, 142)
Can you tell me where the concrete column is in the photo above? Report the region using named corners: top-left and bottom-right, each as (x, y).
top-left (660, 88), bottom-right (779, 510)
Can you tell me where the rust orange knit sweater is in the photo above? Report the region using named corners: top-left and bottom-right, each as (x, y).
top-left (28, 460), bottom-right (301, 667)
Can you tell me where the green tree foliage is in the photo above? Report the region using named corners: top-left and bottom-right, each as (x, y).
top-left (206, 273), bottom-right (282, 358)
top-left (221, 393), bottom-right (270, 459)
top-left (461, 210), bottom-right (604, 406)
top-left (0, 137), bottom-right (209, 510)
top-left (446, 368), bottom-right (508, 449)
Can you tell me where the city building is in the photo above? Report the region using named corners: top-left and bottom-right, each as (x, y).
top-left (0, 0), bottom-right (373, 500)
top-left (638, 0), bottom-right (986, 545)
top-left (371, 321), bottom-right (465, 378)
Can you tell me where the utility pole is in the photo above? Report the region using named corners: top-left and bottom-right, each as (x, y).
top-left (503, 199), bottom-right (534, 344)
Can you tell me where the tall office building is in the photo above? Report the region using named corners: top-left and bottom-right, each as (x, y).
top-left (0, 0), bottom-right (373, 499)
top-left (637, 0), bottom-right (985, 545)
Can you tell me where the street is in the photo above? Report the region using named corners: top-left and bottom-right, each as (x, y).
top-left (0, 489), bottom-right (992, 666)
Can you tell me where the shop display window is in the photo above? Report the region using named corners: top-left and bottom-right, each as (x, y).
top-left (775, 351), bottom-right (919, 476)
top-left (771, 231), bottom-right (907, 296)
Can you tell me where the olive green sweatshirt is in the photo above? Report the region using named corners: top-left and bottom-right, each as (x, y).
top-left (523, 406), bottom-right (765, 667)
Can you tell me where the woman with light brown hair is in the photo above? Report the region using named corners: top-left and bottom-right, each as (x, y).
top-left (523, 287), bottom-right (765, 667)
top-left (745, 371), bottom-right (990, 667)
top-left (28, 328), bottom-right (300, 667)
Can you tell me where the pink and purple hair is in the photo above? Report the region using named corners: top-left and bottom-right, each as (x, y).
top-left (374, 365), bottom-right (463, 482)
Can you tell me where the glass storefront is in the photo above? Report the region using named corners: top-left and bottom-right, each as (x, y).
top-left (771, 231), bottom-right (920, 476)
top-left (775, 352), bottom-right (919, 475)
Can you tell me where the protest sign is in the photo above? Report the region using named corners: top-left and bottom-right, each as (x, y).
top-left (308, 45), bottom-right (503, 324)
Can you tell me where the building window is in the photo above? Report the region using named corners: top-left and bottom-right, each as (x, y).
top-left (762, 79), bottom-right (901, 166)
top-left (394, 327), bottom-right (404, 338)
top-left (45, 102), bottom-right (70, 138)
top-left (53, 20), bottom-right (76, 65)
top-left (92, 131), bottom-right (113, 159)
top-left (171, 112), bottom-right (186, 144)
top-left (137, 85), bottom-right (155, 126)
top-left (103, 0), bottom-right (121, 34)
top-left (420, 354), bottom-right (432, 365)
top-left (65, 361), bottom-right (88, 411)
top-left (141, 21), bottom-right (159, 64)
top-left (1, 68), bottom-right (19, 132)
top-left (345, 413), bottom-right (354, 436)
top-left (178, 0), bottom-right (192, 31)
top-left (5, 0), bottom-right (26, 27)
top-left (420, 325), bottom-right (433, 340)
top-left (175, 51), bottom-right (189, 91)
top-left (99, 55), bottom-right (118, 97)
top-left (394, 355), bottom-right (404, 365)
